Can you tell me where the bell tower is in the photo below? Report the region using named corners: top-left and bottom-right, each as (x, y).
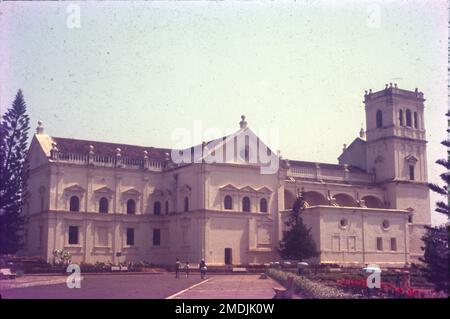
top-left (364, 83), bottom-right (431, 262)
top-left (364, 83), bottom-right (427, 184)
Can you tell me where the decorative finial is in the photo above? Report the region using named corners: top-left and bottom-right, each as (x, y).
top-left (36, 120), bottom-right (44, 134)
top-left (385, 84), bottom-right (388, 89)
top-left (50, 142), bottom-right (59, 159)
top-left (359, 124), bottom-right (366, 139)
top-left (239, 115), bottom-right (247, 129)
top-left (343, 144), bottom-right (347, 151)
top-left (277, 150), bottom-right (282, 160)
top-left (284, 159), bottom-right (290, 168)
top-left (394, 83), bottom-right (397, 88)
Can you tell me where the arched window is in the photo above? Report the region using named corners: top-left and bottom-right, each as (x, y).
top-left (409, 165), bottom-right (415, 181)
top-left (165, 201), bottom-right (169, 214)
top-left (399, 110), bottom-right (404, 126)
top-left (406, 109), bottom-right (412, 127)
top-left (99, 197), bottom-right (108, 213)
top-left (184, 197), bottom-right (189, 212)
top-left (126, 199), bottom-right (136, 214)
top-left (154, 201), bottom-right (161, 215)
top-left (69, 196), bottom-right (79, 212)
top-left (224, 195), bottom-right (233, 210)
top-left (260, 198), bottom-right (268, 213)
top-left (242, 196), bottom-right (251, 212)
top-left (376, 110), bottom-right (383, 128)
top-left (414, 112), bottom-right (418, 128)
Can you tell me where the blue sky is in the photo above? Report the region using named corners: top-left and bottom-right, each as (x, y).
top-left (0, 1), bottom-right (448, 224)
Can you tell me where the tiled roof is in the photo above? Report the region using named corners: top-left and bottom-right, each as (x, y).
top-left (52, 137), bottom-right (171, 161)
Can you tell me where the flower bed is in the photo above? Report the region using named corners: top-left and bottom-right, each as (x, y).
top-left (267, 268), bottom-right (357, 299)
top-left (337, 278), bottom-right (447, 298)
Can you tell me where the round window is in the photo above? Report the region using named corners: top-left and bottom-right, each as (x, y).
top-left (340, 218), bottom-right (348, 228)
top-left (382, 219), bottom-right (390, 229)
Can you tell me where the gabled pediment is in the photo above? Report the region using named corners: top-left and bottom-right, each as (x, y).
top-left (240, 186), bottom-right (257, 193)
top-left (122, 188), bottom-right (141, 196)
top-left (196, 127), bottom-right (280, 167)
top-left (27, 135), bottom-right (51, 170)
top-left (257, 187), bottom-right (272, 194)
top-left (405, 155), bottom-right (418, 164)
top-left (64, 184), bottom-right (85, 193)
top-left (94, 186), bottom-right (114, 194)
top-left (219, 184), bottom-right (240, 192)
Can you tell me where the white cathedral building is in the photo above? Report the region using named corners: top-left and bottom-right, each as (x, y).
top-left (23, 84), bottom-right (430, 267)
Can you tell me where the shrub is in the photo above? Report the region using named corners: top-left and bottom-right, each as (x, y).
top-left (52, 249), bottom-right (72, 266)
top-left (267, 268), bottom-right (357, 299)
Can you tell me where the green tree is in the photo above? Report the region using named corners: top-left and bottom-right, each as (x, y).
top-left (0, 89), bottom-right (30, 254)
top-left (278, 191), bottom-right (319, 261)
top-left (420, 225), bottom-right (448, 293)
top-left (420, 111), bottom-right (449, 293)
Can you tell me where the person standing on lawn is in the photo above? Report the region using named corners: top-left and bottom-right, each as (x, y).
top-left (175, 258), bottom-right (181, 279)
top-left (199, 259), bottom-right (207, 279)
top-left (184, 261), bottom-right (190, 278)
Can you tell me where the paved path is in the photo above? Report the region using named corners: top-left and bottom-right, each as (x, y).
top-left (0, 274), bottom-right (203, 299)
top-left (0, 275), bottom-right (68, 290)
top-left (1, 274), bottom-right (296, 299)
top-left (169, 275), bottom-right (285, 299)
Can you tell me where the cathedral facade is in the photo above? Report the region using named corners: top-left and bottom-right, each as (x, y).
top-left (23, 85), bottom-right (430, 267)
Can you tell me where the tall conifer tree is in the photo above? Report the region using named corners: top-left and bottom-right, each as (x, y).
top-left (278, 191), bottom-right (319, 261)
top-left (420, 111), bottom-right (450, 293)
top-left (0, 89), bottom-right (30, 254)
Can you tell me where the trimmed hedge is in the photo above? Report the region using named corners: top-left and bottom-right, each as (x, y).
top-left (267, 268), bottom-right (357, 299)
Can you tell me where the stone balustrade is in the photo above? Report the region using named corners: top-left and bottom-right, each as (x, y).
top-left (288, 165), bottom-right (373, 184)
top-left (53, 152), bottom-right (165, 171)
